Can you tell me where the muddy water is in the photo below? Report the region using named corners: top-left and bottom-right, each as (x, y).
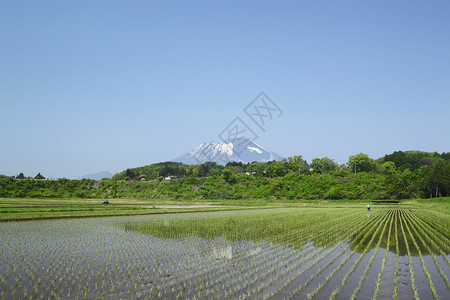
top-left (377, 251), bottom-right (396, 299)
top-left (315, 251), bottom-right (360, 298)
top-left (355, 246), bottom-right (385, 299)
top-left (411, 255), bottom-right (435, 300)
top-left (302, 247), bottom-right (353, 297)
top-left (423, 255), bottom-right (450, 298)
top-left (335, 248), bottom-right (376, 300)
top-left (397, 254), bottom-right (414, 300)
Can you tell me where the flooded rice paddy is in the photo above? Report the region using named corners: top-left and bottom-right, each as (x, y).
top-left (0, 208), bottom-right (448, 299)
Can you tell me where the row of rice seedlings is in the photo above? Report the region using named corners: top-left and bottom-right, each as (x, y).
top-left (0, 217), bottom-right (166, 299)
top-left (297, 209), bottom-right (390, 299)
top-left (220, 209), bottom-right (364, 299)
top-left (393, 209), bottom-right (400, 300)
top-left (1, 222), bottom-right (62, 298)
top-left (349, 210), bottom-right (392, 299)
top-left (221, 210), bottom-right (366, 298)
top-left (212, 208), bottom-right (370, 299)
top-left (410, 210), bottom-right (450, 253)
top-left (129, 207), bottom-right (356, 298)
top-left (412, 209), bottom-right (450, 238)
top-left (129, 228), bottom-right (233, 298)
top-left (413, 209), bottom-right (450, 239)
top-left (349, 210), bottom-right (393, 299)
top-left (195, 242), bottom-right (292, 299)
top-left (220, 233), bottom-right (321, 298)
top-left (127, 208), bottom-right (358, 249)
top-left (11, 212), bottom-right (274, 298)
top-left (402, 210), bottom-right (439, 299)
top-left (301, 209), bottom-right (389, 299)
top-left (170, 237), bottom-right (263, 299)
top-left (271, 209), bottom-right (375, 298)
top-left (193, 242), bottom-right (284, 298)
top-left (405, 210), bottom-right (449, 288)
top-left (3, 214), bottom-right (318, 298)
top-left (372, 208), bottom-right (394, 300)
top-left (408, 210), bottom-right (450, 267)
top-left (4, 207), bottom-right (445, 300)
top-left (180, 211), bottom-right (334, 298)
top-left (420, 207), bottom-right (450, 229)
top-left (329, 209), bottom-right (392, 299)
top-left (125, 210), bottom-right (312, 298)
top-left (399, 210), bottom-right (419, 300)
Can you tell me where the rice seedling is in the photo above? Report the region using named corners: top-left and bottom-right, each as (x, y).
top-left (393, 209), bottom-right (400, 300)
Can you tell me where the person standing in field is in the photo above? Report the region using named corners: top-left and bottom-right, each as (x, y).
top-left (367, 204), bottom-right (370, 211)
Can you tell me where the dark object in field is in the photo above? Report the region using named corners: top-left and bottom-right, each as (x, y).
top-left (367, 204), bottom-right (370, 211)
top-left (371, 200), bottom-right (400, 205)
top-left (103, 199), bottom-right (109, 205)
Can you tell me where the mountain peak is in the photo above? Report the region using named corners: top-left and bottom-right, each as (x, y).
top-left (173, 138), bottom-right (283, 165)
top-left (80, 170), bottom-right (113, 180)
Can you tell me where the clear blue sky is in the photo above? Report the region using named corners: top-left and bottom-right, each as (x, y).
top-left (1, 1), bottom-right (449, 179)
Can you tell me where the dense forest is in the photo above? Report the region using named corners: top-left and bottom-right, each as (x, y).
top-left (1, 151), bottom-right (449, 200)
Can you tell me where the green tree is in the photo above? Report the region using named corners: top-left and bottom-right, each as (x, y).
top-left (423, 159), bottom-right (450, 197)
top-left (245, 162), bottom-right (265, 175)
top-left (381, 161), bottom-right (396, 175)
top-left (347, 153), bottom-right (375, 173)
top-left (310, 157), bottom-right (338, 174)
top-left (222, 169), bottom-right (236, 184)
top-left (125, 168), bottom-right (135, 178)
top-left (198, 162), bottom-right (221, 177)
top-left (282, 155), bottom-right (309, 175)
top-left (16, 173), bottom-right (26, 179)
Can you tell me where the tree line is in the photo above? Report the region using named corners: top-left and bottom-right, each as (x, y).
top-left (1, 150), bottom-right (449, 199)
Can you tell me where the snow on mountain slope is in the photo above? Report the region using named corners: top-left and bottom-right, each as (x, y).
top-left (173, 137), bottom-right (283, 165)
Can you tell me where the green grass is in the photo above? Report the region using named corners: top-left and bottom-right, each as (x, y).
top-left (0, 198), bottom-right (255, 220)
top-left (0, 197), bottom-right (448, 221)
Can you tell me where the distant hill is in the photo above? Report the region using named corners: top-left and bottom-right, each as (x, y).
top-left (80, 171), bottom-right (113, 180)
top-left (173, 137), bottom-right (283, 165)
top-left (381, 150), bottom-right (450, 171)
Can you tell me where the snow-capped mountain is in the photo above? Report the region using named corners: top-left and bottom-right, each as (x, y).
top-left (173, 137), bottom-right (283, 165)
